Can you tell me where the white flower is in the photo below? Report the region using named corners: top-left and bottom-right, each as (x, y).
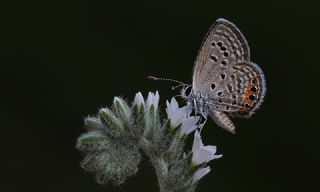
top-left (133, 92), bottom-right (145, 106)
top-left (146, 91), bottom-right (160, 111)
top-left (166, 97), bottom-right (199, 136)
top-left (193, 166), bottom-right (211, 182)
top-left (166, 97), bottom-right (189, 127)
top-left (180, 116), bottom-right (200, 136)
top-left (191, 130), bottom-right (222, 165)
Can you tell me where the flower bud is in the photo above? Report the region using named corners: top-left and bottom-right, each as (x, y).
top-left (99, 108), bottom-right (123, 138)
top-left (113, 97), bottom-right (131, 127)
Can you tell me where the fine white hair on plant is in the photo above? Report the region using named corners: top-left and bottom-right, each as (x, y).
top-left (76, 91), bottom-right (222, 192)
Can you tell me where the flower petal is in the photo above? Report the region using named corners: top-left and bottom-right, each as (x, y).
top-left (180, 116), bottom-right (200, 136)
top-left (193, 166), bottom-right (211, 182)
top-left (192, 130), bottom-right (222, 165)
top-left (166, 97), bottom-right (186, 128)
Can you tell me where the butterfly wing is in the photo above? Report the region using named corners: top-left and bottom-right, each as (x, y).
top-left (192, 18), bottom-right (265, 118)
top-left (225, 61), bottom-right (266, 117)
top-left (192, 18), bottom-right (250, 94)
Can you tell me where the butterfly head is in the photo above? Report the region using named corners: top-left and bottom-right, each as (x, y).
top-left (180, 85), bottom-right (193, 99)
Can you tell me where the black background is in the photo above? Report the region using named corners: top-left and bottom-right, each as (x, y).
top-left (2, 0), bottom-right (319, 192)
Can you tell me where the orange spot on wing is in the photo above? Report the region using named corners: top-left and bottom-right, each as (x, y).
top-left (245, 84), bottom-right (255, 103)
top-left (242, 80), bottom-right (258, 111)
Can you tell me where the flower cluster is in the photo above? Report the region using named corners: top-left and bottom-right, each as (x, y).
top-left (76, 91), bottom-right (222, 192)
top-left (165, 97), bottom-right (222, 182)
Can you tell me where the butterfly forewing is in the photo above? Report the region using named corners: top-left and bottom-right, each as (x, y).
top-left (192, 18), bottom-right (250, 94)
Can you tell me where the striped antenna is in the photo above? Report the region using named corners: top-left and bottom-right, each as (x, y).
top-left (148, 76), bottom-right (189, 87)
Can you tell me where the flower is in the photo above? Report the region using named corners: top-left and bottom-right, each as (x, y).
top-left (166, 97), bottom-right (199, 135)
top-left (180, 116), bottom-right (200, 136)
top-left (191, 130), bottom-right (222, 166)
top-left (193, 166), bottom-right (211, 182)
top-left (146, 91), bottom-right (160, 111)
top-left (166, 97), bottom-right (189, 127)
top-left (133, 92), bottom-right (145, 107)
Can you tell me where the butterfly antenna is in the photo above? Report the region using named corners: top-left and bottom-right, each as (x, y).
top-left (148, 76), bottom-right (189, 87)
top-left (171, 84), bottom-right (184, 91)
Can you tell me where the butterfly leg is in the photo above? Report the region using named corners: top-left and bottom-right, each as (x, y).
top-left (192, 99), bottom-right (207, 133)
top-left (198, 116), bottom-right (207, 133)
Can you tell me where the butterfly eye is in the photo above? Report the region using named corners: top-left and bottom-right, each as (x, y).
top-left (185, 86), bottom-right (192, 96)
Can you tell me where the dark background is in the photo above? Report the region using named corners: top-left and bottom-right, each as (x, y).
top-left (2, 0), bottom-right (319, 192)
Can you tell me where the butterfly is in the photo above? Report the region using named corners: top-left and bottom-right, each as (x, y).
top-left (150, 18), bottom-right (266, 134)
